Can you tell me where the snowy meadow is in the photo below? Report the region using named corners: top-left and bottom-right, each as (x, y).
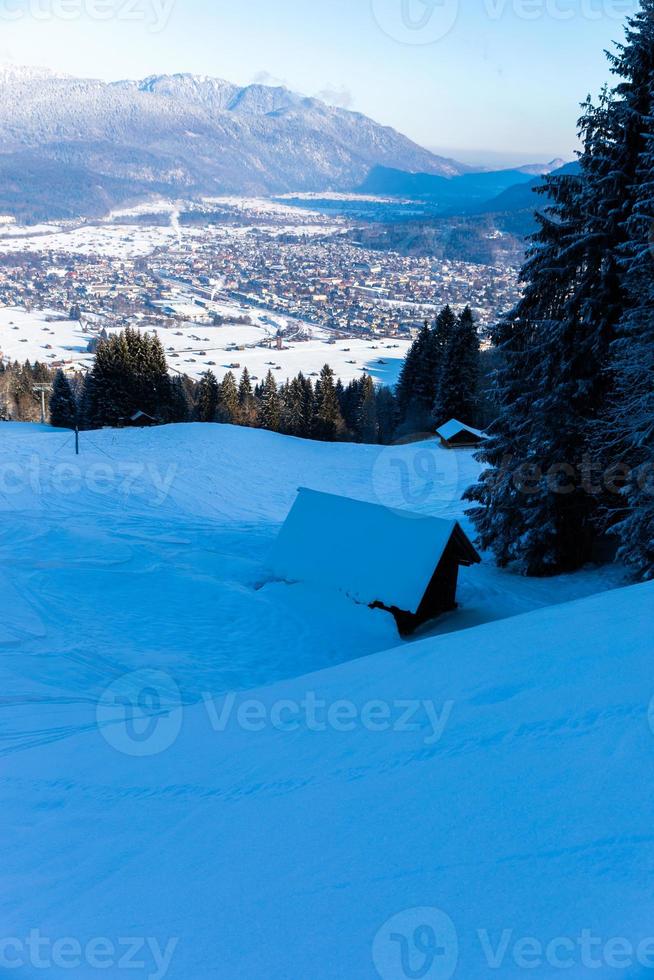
top-left (0, 420), bottom-right (647, 979)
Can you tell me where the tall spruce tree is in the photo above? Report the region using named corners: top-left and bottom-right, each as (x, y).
top-left (396, 320), bottom-right (439, 434)
top-left (339, 377), bottom-right (365, 434)
top-left (356, 374), bottom-right (379, 444)
top-left (168, 376), bottom-right (191, 423)
top-left (49, 370), bottom-right (78, 429)
top-left (313, 364), bottom-right (345, 441)
top-left (259, 370), bottom-right (281, 432)
top-left (604, 0), bottom-right (654, 578)
top-left (196, 370), bottom-right (219, 422)
top-left (466, 4), bottom-right (654, 575)
top-left (237, 368), bottom-right (257, 426)
top-left (299, 373), bottom-right (315, 435)
top-left (218, 372), bottom-right (239, 423)
top-left (376, 385), bottom-right (398, 444)
top-left (433, 306), bottom-right (481, 426)
top-left (464, 129), bottom-right (607, 573)
top-left (281, 375), bottom-right (310, 437)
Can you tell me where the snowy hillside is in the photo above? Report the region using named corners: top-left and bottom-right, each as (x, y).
top-left (0, 422), bottom-right (646, 978)
top-left (0, 68), bottom-right (464, 218)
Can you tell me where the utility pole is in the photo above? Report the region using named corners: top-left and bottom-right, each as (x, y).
top-left (33, 384), bottom-right (51, 425)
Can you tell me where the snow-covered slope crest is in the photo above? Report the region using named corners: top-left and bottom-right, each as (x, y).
top-left (3, 569), bottom-right (652, 978)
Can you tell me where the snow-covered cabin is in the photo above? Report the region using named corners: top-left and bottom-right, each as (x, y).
top-left (121, 410), bottom-right (160, 428)
top-left (436, 418), bottom-right (489, 449)
top-left (268, 488), bottom-right (480, 634)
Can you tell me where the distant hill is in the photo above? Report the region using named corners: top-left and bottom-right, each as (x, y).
top-left (516, 158), bottom-right (567, 176)
top-left (357, 164), bottom-right (561, 214)
top-left (474, 160), bottom-right (582, 216)
top-left (347, 161), bottom-right (581, 267)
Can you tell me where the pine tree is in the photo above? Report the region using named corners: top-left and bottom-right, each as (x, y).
top-left (218, 372), bottom-right (239, 423)
top-left (396, 321), bottom-right (438, 433)
top-left (433, 304), bottom-right (458, 359)
top-left (464, 144), bottom-right (599, 573)
top-left (464, 2), bottom-right (654, 577)
top-left (376, 385), bottom-right (398, 444)
top-left (168, 376), bottom-right (191, 423)
top-left (237, 368), bottom-right (257, 426)
top-left (299, 373), bottom-right (315, 436)
top-left (196, 370), bottom-right (219, 422)
top-left (82, 330), bottom-right (134, 428)
top-left (339, 377), bottom-right (365, 434)
top-left (313, 364), bottom-right (345, 441)
top-left (49, 370), bottom-right (78, 429)
top-left (430, 305), bottom-right (458, 417)
top-left (82, 328), bottom-right (175, 428)
top-left (356, 374), bottom-right (379, 444)
top-left (433, 306), bottom-right (480, 425)
top-left (396, 309), bottom-right (456, 435)
top-left (259, 370), bottom-right (281, 432)
top-left (281, 376), bottom-right (310, 437)
top-left (603, 0), bottom-right (654, 578)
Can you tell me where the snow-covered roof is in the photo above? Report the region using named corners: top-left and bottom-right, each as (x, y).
top-left (267, 488), bottom-right (476, 614)
top-left (436, 418), bottom-right (489, 442)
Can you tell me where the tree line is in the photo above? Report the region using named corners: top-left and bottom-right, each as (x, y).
top-left (44, 327), bottom-right (402, 444)
top-left (44, 307), bottom-right (483, 445)
top-left (465, 0), bottom-right (654, 581)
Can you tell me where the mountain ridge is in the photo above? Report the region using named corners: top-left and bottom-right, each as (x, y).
top-left (0, 67), bottom-right (465, 220)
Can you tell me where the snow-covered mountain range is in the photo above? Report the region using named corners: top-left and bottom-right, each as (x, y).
top-left (0, 66), bottom-right (464, 219)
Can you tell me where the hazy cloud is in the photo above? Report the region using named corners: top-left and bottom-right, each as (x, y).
top-left (251, 70), bottom-right (287, 88)
top-left (315, 85), bottom-right (354, 109)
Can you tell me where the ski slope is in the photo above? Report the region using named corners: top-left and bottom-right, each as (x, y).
top-left (0, 422), bottom-right (640, 979)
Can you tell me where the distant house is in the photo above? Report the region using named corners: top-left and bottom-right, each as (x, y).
top-left (436, 419), bottom-right (489, 449)
top-left (121, 411), bottom-right (160, 428)
top-left (267, 488), bottom-right (480, 635)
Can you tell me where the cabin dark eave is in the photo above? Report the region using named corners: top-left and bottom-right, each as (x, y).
top-left (370, 521), bottom-right (480, 636)
top-left (450, 521), bottom-right (482, 567)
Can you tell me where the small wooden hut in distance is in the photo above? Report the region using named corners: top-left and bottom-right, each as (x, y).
top-left (436, 419), bottom-right (489, 449)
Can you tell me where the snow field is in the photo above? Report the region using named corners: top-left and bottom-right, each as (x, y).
top-left (0, 301), bottom-right (412, 385)
top-left (0, 421), bottom-right (638, 979)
